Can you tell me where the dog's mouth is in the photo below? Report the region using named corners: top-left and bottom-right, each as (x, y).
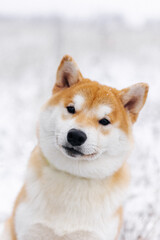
top-left (62, 145), bottom-right (97, 159)
top-left (62, 146), bottom-right (84, 157)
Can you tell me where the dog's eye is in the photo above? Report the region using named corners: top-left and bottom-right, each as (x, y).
top-left (66, 106), bottom-right (76, 114)
top-left (99, 118), bottom-right (110, 126)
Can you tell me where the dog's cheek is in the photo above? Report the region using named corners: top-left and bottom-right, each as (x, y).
top-left (48, 106), bottom-right (69, 136)
top-left (39, 107), bottom-right (60, 145)
top-left (98, 127), bottom-right (131, 157)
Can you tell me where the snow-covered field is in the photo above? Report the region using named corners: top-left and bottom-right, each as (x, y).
top-left (0, 17), bottom-right (160, 239)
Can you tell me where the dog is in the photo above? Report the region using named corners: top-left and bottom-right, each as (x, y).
top-left (1, 55), bottom-right (149, 240)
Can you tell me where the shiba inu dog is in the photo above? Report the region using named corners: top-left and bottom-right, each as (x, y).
top-left (1, 55), bottom-right (148, 240)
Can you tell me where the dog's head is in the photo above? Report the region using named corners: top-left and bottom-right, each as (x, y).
top-left (39, 55), bottom-right (148, 179)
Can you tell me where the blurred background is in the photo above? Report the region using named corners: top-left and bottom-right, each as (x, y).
top-left (0, 0), bottom-right (160, 239)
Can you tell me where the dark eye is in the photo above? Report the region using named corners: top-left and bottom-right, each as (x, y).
top-left (99, 118), bottom-right (110, 126)
top-left (66, 106), bottom-right (76, 114)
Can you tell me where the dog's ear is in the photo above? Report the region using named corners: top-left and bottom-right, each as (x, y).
top-left (119, 83), bottom-right (149, 123)
top-left (53, 55), bottom-right (82, 93)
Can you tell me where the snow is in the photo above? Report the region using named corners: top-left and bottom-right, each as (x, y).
top-left (1, 0), bottom-right (160, 27)
top-left (0, 17), bottom-right (160, 239)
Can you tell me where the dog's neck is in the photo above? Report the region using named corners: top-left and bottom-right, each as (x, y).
top-left (28, 145), bottom-right (130, 188)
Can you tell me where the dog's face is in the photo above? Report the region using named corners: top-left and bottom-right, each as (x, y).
top-left (39, 55), bottom-right (148, 179)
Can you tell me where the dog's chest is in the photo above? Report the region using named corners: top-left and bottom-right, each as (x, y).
top-left (15, 167), bottom-right (124, 239)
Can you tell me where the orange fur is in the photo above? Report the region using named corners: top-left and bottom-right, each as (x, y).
top-left (119, 83), bottom-right (149, 123)
top-left (55, 55), bottom-right (83, 91)
top-left (109, 162), bottom-right (130, 189)
top-left (48, 80), bottom-right (131, 135)
top-left (28, 146), bottom-right (49, 178)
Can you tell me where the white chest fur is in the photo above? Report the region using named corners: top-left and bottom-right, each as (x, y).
top-left (15, 166), bottom-right (127, 240)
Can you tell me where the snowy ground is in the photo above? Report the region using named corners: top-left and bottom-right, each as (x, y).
top-left (0, 17), bottom-right (160, 239)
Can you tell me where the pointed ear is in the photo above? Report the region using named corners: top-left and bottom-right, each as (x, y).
top-left (53, 55), bottom-right (82, 92)
top-left (119, 83), bottom-right (149, 123)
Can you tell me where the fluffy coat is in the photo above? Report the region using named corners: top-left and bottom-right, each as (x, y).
top-left (1, 55), bottom-right (148, 240)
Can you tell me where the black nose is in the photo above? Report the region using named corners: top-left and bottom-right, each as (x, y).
top-left (67, 128), bottom-right (87, 146)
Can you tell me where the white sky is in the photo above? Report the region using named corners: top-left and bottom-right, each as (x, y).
top-left (1, 0), bottom-right (160, 26)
